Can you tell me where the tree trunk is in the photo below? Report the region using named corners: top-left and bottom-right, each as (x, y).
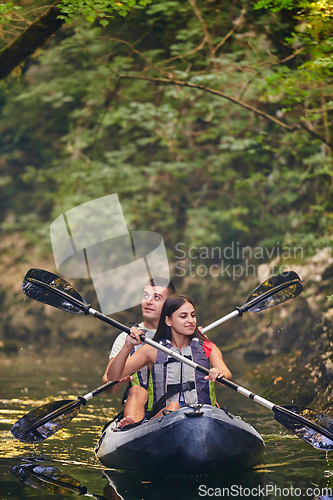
top-left (0, 2), bottom-right (64, 81)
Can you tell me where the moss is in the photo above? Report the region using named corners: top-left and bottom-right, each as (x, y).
top-left (0, 3), bottom-right (64, 80)
top-left (246, 354), bottom-right (317, 406)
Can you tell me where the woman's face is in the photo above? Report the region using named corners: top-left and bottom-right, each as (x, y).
top-left (165, 302), bottom-right (197, 336)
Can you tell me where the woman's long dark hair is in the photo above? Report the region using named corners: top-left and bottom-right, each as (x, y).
top-left (152, 294), bottom-right (206, 342)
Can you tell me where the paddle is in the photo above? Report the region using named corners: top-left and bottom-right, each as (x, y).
top-left (202, 270), bottom-right (303, 333)
top-left (21, 268), bottom-right (302, 333)
top-left (11, 379), bottom-right (118, 443)
top-left (11, 463), bottom-right (107, 499)
top-left (12, 268), bottom-right (333, 451)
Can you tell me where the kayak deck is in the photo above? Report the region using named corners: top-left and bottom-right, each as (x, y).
top-left (95, 405), bottom-right (265, 475)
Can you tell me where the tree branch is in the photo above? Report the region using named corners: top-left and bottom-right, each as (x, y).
top-left (118, 73), bottom-right (333, 148)
top-left (238, 46), bottom-right (304, 101)
top-left (212, 5), bottom-right (246, 56)
top-left (188, 0), bottom-right (214, 58)
top-left (0, 2), bottom-right (64, 81)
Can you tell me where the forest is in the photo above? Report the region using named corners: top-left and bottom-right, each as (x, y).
top-left (0, 0), bottom-right (332, 410)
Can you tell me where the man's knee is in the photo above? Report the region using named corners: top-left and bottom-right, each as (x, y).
top-left (128, 385), bottom-right (148, 401)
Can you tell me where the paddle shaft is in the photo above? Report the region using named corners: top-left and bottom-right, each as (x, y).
top-left (44, 302), bottom-right (331, 442)
top-left (23, 269), bottom-right (319, 443)
top-left (141, 335), bottom-right (333, 441)
top-left (17, 300), bottom-right (332, 446)
top-left (202, 310), bottom-right (240, 334)
top-left (27, 273), bottom-right (300, 336)
top-left (142, 335), bottom-right (333, 440)
top-left (20, 379), bottom-right (119, 437)
top-left (88, 306), bottom-right (333, 443)
top-left (202, 278), bottom-right (301, 334)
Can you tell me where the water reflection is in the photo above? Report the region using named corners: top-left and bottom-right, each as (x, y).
top-left (103, 467), bottom-right (266, 500)
top-left (12, 461), bottom-right (107, 499)
top-left (10, 457), bottom-right (266, 500)
top-left (2, 348), bottom-right (333, 500)
top-left (10, 455), bottom-right (333, 500)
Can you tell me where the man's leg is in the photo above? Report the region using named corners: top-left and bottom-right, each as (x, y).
top-left (118, 385), bottom-right (148, 428)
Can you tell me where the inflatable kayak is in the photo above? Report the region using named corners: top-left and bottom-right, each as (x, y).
top-left (95, 405), bottom-right (265, 474)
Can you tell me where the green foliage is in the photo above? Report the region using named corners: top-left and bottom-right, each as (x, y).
top-left (0, 2), bottom-right (21, 23)
top-left (58, 0), bottom-right (152, 25)
top-left (255, 0), bottom-right (299, 10)
top-left (0, 0), bottom-right (332, 269)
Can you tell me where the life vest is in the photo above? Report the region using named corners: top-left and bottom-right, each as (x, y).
top-left (129, 324), bottom-right (154, 390)
top-left (147, 338), bottom-right (216, 414)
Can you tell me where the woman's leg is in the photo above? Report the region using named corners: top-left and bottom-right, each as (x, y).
top-left (152, 401), bottom-right (180, 420)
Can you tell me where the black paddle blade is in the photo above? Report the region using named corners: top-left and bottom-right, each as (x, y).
top-left (11, 464), bottom-right (85, 495)
top-left (22, 268), bottom-right (87, 314)
top-left (243, 271), bottom-right (303, 312)
top-left (11, 400), bottom-right (81, 443)
top-left (273, 405), bottom-right (333, 450)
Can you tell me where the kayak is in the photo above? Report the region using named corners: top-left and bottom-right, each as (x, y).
top-left (95, 405), bottom-right (265, 475)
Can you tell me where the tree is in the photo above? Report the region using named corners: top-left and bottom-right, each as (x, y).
top-left (0, 0), bottom-right (332, 259)
top-left (0, 0), bottom-right (151, 80)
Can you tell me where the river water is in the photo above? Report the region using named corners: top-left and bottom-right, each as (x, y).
top-left (0, 346), bottom-right (332, 500)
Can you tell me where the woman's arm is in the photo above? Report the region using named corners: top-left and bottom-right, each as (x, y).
top-left (106, 328), bottom-right (155, 381)
top-left (207, 345), bottom-right (232, 381)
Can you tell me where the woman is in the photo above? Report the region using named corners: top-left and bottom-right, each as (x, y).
top-left (107, 294), bottom-right (232, 426)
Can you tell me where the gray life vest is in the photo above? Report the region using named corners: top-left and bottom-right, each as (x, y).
top-left (147, 338), bottom-right (216, 414)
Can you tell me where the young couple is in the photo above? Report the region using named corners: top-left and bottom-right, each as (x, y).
top-left (103, 278), bottom-right (232, 428)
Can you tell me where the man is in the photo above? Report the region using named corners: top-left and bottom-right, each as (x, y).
top-left (102, 277), bottom-right (176, 428)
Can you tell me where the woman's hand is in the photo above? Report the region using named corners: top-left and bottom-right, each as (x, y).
top-left (198, 325), bottom-right (209, 340)
top-left (125, 326), bottom-right (144, 347)
top-left (204, 367), bottom-right (225, 382)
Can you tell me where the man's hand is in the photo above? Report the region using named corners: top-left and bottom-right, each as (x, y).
top-left (107, 374), bottom-right (134, 394)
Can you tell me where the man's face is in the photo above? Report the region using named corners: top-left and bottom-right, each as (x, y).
top-left (141, 285), bottom-right (171, 327)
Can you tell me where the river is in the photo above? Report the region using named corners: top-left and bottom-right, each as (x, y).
top-left (1, 346), bottom-right (332, 500)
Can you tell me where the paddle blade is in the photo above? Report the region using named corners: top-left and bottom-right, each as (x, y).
top-left (12, 464), bottom-right (84, 495)
top-left (11, 400), bottom-right (80, 443)
top-left (22, 269), bottom-right (87, 314)
top-left (274, 405), bottom-right (333, 450)
top-left (243, 271), bottom-right (303, 312)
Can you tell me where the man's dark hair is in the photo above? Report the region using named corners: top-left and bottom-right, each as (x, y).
top-left (146, 277), bottom-right (176, 295)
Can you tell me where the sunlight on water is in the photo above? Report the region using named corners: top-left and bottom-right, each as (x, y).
top-left (1, 348), bottom-right (333, 500)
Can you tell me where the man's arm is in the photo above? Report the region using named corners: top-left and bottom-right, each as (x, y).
top-left (102, 332), bottom-right (131, 394)
top-left (102, 358), bottom-right (133, 394)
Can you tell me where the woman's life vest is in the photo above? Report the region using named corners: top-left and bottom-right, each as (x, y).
top-left (147, 337), bottom-right (216, 414)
